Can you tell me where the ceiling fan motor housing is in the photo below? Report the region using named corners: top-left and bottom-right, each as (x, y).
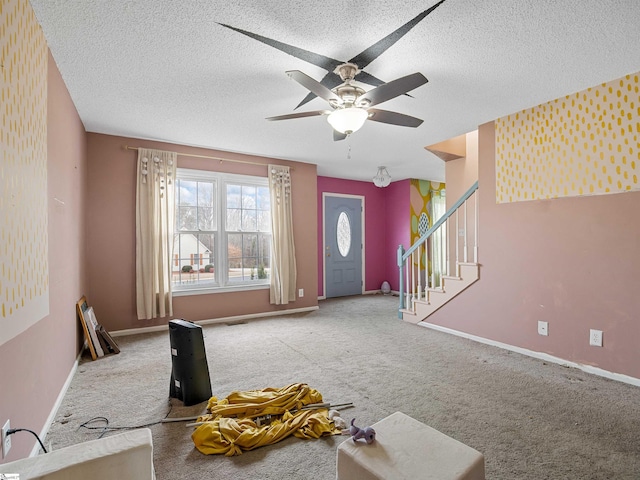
top-left (331, 84), bottom-right (366, 107)
top-left (334, 62), bottom-right (360, 82)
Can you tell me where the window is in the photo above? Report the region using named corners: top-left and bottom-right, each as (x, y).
top-left (173, 169), bottom-right (271, 294)
top-left (336, 211), bottom-right (351, 257)
top-left (226, 183), bottom-right (271, 284)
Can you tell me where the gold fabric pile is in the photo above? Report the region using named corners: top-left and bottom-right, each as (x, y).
top-left (192, 383), bottom-right (341, 456)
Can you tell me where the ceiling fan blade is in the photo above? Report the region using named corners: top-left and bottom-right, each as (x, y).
top-left (351, 71), bottom-right (385, 89)
top-left (286, 70), bottom-right (342, 104)
top-left (367, 108), bottom-right (424, 128)
top-left (358, 73), bottom-right (428, 107)
top-left (266, 110), bottom-right (330, 121)
top-left (333, 130), bottom-right (347, 141)
top-left (348, 0), bottom-right (446, 69)
top-left (218, 23), bottom-right (341, 73)
top-left (295, 73), bottom-right (345, 109)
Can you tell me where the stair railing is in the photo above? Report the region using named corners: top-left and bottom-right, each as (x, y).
top-left (397, 181), bottom-right (478, 317)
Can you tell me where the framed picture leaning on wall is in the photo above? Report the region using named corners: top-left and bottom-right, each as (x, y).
top-left (76, 296), bottom-right (120, 360)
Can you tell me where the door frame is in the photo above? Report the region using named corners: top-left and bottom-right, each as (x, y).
top-left (322, 193), bottom-right (365, 299)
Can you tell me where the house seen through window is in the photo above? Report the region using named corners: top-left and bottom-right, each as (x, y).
top-left (173, 169), bottom-right (271, 293)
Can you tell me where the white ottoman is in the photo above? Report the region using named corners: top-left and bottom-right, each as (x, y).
top-left (1, 428), bottom-right (155, 480)
top-left (336, 412), bottom-right (485, 480)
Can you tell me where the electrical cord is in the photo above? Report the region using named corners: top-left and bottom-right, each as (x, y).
top-left (7, 428), bottom-right (47, 453)
top-left (78, 397), bottom-right (175, 439)
top-left (78, 416), bottom-right (166, 439)
top-left (5, 399), bottom-right (177, 454)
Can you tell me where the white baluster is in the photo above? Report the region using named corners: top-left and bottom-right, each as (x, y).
top-left (474, 192), bottom-right (478, 263)
top-left (438, 223), bottom-right (444, 288)
top-left (455, 210), bottom-right (460, 276)
top-left (463, 201), bottom-right (468, 263)
top-left (445, 218), bottom-right (450, 277)
top-left (405, 256), bottom-right (410, 310)
top-left (417, 243), bottom-right (422, 301)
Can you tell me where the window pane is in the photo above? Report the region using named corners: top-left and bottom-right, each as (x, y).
top-left (256, 187), bottom-right (270, 210)
top-left (198, 206), bottom-right (214, 231)
top-left (227, 208), bottom-right (241, 231)
top-left (225, 233), bottom-right (270, 283)
top-left (177, 180), bottom-right (197, 206)
top-left (177, 206), bottom-right (197, 231)
top-left (258, 234), bottom-right (271, 260)
top-left (176, 179), bottom-right (216, 232)
top-left (337, 211), bottom-right (352, 257)
top-left (243, 234), bottom-right (257, 260)
top-left (197, 182), bottom-right (214, 207)
top-left (196, 234), bottom-right (216, 283)
top-left (227, 184), bottom-right (241, 208)
top-left (244, 236), bottom-right (258, 276)
top-left (242, 209), bottom-right (257, 231)
top-left (172, 232), bottom-right (216, 286)
top-left (197, 233), bottom-right (215, 260)
top-left (226, 182), bottom-right (270, 235)
top-left (258, 235), bottom-right (271, 280)
top-left (257, 210), bottom-right (270, 232)
top-left (241, 186), bottom-right (257, 208)
top-left (227, 233), bottom-right (244, 283)
top-left (227, 234), bottom-right (242, 267)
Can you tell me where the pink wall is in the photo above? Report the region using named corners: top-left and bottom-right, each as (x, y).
top-left (428, 121), bottom-right (640, 380)
top-left (85, 134), bottom-right (318, 332)
top-left (0, 52), bottom-right (87, 462)
top-left (445, 131), bottom-right (478, 209)
top-left (316, 177), bottom-right (410, 297)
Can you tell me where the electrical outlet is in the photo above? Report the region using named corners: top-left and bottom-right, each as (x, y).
top-left (298, 288), bottom-right (304, 298)
top-left (537, 321), bottom-right (548, 336)
top-left (590, 329), bottom-right (603, 347)
top-left (2, 419), bottom-right (11, 458)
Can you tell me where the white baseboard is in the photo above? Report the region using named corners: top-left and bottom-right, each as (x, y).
top-left (36, 351), bottom-right (81, 456)
top-left (417, 321), bottom-right (640, 388)
top-left (110, 306), bottom-right (320, 337)
top-left (319, 290), bottom-right (391, 299)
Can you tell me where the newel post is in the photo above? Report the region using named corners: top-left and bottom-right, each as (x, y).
top-left (397, 245), bottom-right (405, 318)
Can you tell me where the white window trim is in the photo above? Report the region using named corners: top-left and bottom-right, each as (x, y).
top-left (173, 168), bottom-right (270, 296)
top-left (172, 283), bottom-right (269, 297)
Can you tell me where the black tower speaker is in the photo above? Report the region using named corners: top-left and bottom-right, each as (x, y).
top-left (169, 319), bottom-right (212, 406)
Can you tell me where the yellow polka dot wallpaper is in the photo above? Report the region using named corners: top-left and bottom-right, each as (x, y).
top-left (409, 179), bottom-right (445, 274)
top-left (496, 73), bottom-right (640, 203)
top-left (1, 0), bottom-right (49, 337)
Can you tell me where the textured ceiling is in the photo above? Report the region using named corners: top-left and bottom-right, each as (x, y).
top-left (30, 0), bottom-right (640, 183)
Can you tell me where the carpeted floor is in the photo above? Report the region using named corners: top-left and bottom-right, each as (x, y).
top-left (46, 295), bottom-right (640, 479)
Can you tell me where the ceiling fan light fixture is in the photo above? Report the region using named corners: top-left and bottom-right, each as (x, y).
top-left (327, 107), bottom-right (368, 135)
top-left (373, 166), bottom-right (392, 188)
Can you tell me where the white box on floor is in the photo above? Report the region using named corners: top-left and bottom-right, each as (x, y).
top-left (336, 411), bottom-right (485, 480)
top-left (1, 428), bottom-right (154, 480)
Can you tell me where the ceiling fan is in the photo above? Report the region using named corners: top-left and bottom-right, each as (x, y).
top-left (266, 63), bottom-right (428, 141)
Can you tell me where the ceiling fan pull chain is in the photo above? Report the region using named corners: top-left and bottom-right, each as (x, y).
top-left (347, 143), bottom-right (352, 160)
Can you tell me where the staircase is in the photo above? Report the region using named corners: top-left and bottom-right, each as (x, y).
top-left (398, 181), bottom-right (479, 322)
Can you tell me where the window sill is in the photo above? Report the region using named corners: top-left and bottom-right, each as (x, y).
top-left (172, 283), bottom-right (269, 297)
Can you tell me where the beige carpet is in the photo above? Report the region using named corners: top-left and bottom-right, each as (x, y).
top-left (46, 295), bottom-right (640, 479)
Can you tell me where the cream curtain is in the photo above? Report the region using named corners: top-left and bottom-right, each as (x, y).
top-left (268, 165), bottom-right (296, 305)
top-left (135, 148), bottom-right (177, 319)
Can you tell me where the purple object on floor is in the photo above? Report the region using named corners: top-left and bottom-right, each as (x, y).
top-left (350, 418), bottom-right (376, 444)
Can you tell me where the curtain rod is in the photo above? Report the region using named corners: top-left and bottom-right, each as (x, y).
top-left (125, 145), bottom-right (289, 169)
